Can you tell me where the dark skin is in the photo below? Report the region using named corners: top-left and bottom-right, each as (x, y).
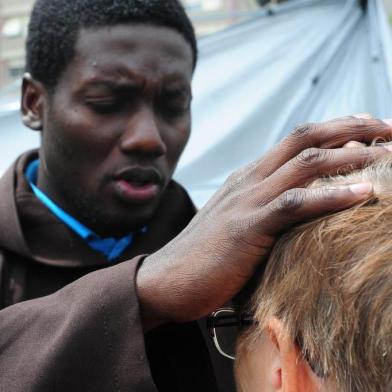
top-left (22, 25), bottom-right (392, 332)
top-left (137, 117), bottom-right (392, 330)
top-left (22, 25), bottom-right (193, 237)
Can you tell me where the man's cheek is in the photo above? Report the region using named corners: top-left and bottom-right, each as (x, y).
top-left (173, 125), bottom-right (191, 154)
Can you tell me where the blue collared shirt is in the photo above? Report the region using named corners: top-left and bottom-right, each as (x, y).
top-left (25, 160), bottom-right (146, 262)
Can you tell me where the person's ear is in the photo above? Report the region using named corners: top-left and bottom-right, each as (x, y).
top-left (267, 317), bottom-right (321, 392)
top-left (21, 73), bottom-right (45, 131)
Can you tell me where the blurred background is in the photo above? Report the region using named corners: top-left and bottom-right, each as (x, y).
top-left (0, 0), bottom-right (392, 206)
top-left (0, 0), bottom-right (260, 86)
top-left (4, 0), bottom-right (392, 87)
top-left (2, 0), bottom-right (258, 86)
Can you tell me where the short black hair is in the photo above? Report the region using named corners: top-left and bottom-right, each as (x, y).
top-left (26, 0), bottom-right (197, 90)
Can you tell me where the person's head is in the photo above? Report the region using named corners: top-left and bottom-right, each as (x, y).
top-left (235, 155), bottom-right (392, 392)
top-left (21, 0), bottom-right (197, 236)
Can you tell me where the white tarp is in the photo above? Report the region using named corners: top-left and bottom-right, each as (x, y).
top-left (175, 0), bottom-right (392, 206)
top-left (0, 0), bottom-right (391, 207)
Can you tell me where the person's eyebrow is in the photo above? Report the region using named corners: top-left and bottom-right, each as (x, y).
top-left (162, 78), bottom-right (192, 97)
top-left (162, 85), bottom-right (192, 99)
top-left (76, 79), bottom-right (142, 95)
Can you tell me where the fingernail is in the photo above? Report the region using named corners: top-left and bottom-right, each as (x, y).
top-left (349, 183), bottom-right (373, 195)
top-left (344, 141), bottom-right (364, 148)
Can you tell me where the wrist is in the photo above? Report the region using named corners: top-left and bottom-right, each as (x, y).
top-left (136, 254), bottom-right (169, 332)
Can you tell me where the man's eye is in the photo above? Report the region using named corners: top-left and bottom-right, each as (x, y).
top-left (164, 106), bottom-right (186, 116)
top-left (161, 102), bottom-right (189, 118)
top-left (85, 98), bottom-right (120, 113)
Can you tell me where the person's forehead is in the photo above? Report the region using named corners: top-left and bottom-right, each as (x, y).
top-left (65, 24), bottom-right (194, 85)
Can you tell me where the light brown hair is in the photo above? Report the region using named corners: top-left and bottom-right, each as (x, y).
top-left (237, 155), bottom-right (392, 392)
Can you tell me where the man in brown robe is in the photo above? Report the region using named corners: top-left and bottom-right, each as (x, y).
top-left (1, 0), bottom-right (392, 391)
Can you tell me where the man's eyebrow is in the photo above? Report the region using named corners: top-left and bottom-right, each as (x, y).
top-left (77, 74), bottom-right (192, 98)
top-left (75, 79), bottom-right (142, 96)
top-left (162, 83), bottom-right (192, 98)
top-left (81, 79), bottom-right (141, 89)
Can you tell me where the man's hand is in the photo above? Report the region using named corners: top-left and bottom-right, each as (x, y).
top-left (137, 116), bottom-right (392, 331)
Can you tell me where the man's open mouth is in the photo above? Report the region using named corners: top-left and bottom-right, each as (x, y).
top-left (112, 167), bottom-right (163, 203)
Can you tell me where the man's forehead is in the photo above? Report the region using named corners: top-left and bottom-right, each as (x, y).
top-left (58, 24), bottom-right (194, 87)
top-left (76, 24), bottom-right (193, 67)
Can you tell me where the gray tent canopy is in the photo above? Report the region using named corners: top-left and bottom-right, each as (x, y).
top-left (0, 0), bottom-right (391, 207)
top-left (175, 0), bottom-right (392, 206)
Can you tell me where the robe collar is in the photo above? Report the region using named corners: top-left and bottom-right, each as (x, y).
top-left (0, 150), bottom-right (196, 268)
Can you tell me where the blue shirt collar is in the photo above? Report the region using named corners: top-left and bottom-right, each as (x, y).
top-left (25, 159), bottom-right (146, 262)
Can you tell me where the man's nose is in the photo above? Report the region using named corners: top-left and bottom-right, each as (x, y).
top-left (119, 107), bottom-right (167, 157)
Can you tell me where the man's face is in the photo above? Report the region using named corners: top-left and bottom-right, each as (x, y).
top-left (37, 24), bottom-right (193, 235)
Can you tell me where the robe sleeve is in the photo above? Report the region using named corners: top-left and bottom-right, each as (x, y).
top-left (0, 256), bottom-right (158, 392)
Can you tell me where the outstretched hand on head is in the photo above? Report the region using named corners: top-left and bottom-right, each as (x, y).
top-left (137, 116), bottom-right (392, 331)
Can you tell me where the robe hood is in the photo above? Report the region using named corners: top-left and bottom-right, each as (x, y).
top-left (0, 150), bottom-right (196, 268)
top-left (0, 153), bottom-right (31, 258)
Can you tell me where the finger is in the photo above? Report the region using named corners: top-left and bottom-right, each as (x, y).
top-left (343, 141), bottom-right (367, 148)
top-left (252, 117), bottom-right (392, 179)
top-left (290, 117), bottom-right (392, 148)
top-left (259, 146), bottom-right (391, 198)
top-left (255, 183), bottom-right (373, 237)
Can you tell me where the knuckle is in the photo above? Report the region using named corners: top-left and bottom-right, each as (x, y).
top-left (225, 161), bottom-right (258, 189)
top-left (317, 187), bottom-right (334, 200)
top-left (290, 122), bottom-right (317, 140)
top-left (224, 169), bottom-right (243, 188)
top-left (346, 115), bottom-right (384, 129)
top-left (222, 171), bottom-right (248, 199)
top-left (296, 147), bottom-right (328, 167)
top-left (346, 115), bottom-right (367, 127)
top-left (275, 189), bottom-right (305, 213)
top-left (225, 171), bottom-right (239, 185)
top-left (312, 186), bottom-right (339, 206)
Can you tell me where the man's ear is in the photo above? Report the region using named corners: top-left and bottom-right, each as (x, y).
top-left (21, 73), bottom-right (45, 131)
top-left (267, 317), bottom-right (321, 392)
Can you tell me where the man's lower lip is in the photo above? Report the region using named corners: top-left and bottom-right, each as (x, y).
top-left (114, 180), bottom-right (160, 202)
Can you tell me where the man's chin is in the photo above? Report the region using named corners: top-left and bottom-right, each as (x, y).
top-left (89, 183), bottom-right (166, 235)
top-left (103, 200), bottom-right (161, 235)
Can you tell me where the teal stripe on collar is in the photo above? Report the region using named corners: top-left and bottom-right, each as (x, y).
top-left (24, 159), bottom-right (144, 262)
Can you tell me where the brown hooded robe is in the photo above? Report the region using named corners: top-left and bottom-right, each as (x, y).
top-left (0, 150), bottom-right (234, 392)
